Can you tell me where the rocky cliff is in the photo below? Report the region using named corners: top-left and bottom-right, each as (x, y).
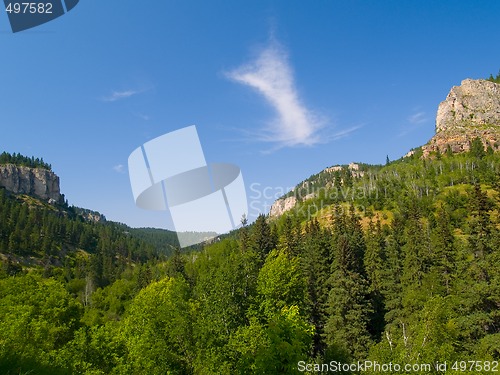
top-left (269, 163), bottom-right (362, 218)
top-left (269, 79), bottom-right (500, 219)
top-left (0, 164), bottom-right (63, 204)
top-left (269, 196), bottom-right (298, 218)
top-left (422, 79), bottom-right (500, 156)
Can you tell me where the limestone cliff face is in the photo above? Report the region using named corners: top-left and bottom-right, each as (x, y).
top-left (423, 79), bottom-right (500, 156)
top-left (269, 196), bottom-right (298, 218)
top-left (0, 164), bottom-right (63, 203)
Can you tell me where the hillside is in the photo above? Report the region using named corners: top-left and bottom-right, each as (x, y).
top-left (1, 77), bottom-right (500, 374)
top-left (270, 78), bottom-right (500, 218)
top-left (0, 154), bottom-right (184, 282)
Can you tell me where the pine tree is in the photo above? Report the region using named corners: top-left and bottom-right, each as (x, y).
top-left (325, 205), bottom-right (372, 360)
top-left (430, 207), bottom-right (457, 295)
top-left (469, 137), bottom-right (486, 159)
top-left (364, 217), bottom-right (387, 340)
top-left (301, 218), bottom-right (331, 356)
top-left (400, 206), bottom-right (432, 317)
top-left (250, 214), bottom-right (275, 260)
top-left (277, 215), bottom-right (301, 258)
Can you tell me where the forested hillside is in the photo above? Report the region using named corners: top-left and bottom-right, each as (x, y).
top-left (1, 141), bottom-right (499, 374)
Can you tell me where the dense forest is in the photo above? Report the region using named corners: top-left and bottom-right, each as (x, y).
top-left (1, 141), bottom-right (500, 374)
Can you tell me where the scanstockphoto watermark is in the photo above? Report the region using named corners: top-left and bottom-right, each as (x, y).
top-left (297, 360), bottom-right (435, 373)
top-left (248, 182), bottom-right (378, 218)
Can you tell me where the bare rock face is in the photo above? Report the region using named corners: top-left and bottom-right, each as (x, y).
top-left (0, 164), bottom-right (63, 203)
top-left (269, 196), bottom-right (297, 218)
top-left (423, 79), bottom-right (500, 156)
top-left (436, 79), bottom-right (500, 132)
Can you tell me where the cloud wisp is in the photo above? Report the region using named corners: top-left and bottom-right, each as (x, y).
top-left (408, 111), bottom-right (427, 125)
top-left (113, 164), bottom-right (125, 173)
top-left (132, 112), bottom-right (151, 121)
top-left (226, 42), bottom-right (324, 148)
top-left (397, 109), bottom-right (429, 137)
top-left (102, 90), bottom-right (139, 102)
top-left (101, 87), bottom-right (151, 102)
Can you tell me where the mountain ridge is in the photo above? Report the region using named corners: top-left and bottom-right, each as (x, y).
top-left (270, 78), bottom-right (500, 218)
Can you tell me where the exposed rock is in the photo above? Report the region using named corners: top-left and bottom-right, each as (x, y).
top-left (269, 79), bottom-right (500, 219)
top-left (269, 196), bottom-right (297, 218)
top-left (0, 164), bottom-right (63, 203)
top-left (348, 162), bottom-right (360, 171)
top-left (325, 165), bottom-right (343, 173)
top-left (80, 210), bottom-right (106, 223)
top-left (325, 162), bottom-right (364, 177)
top-left (423, 79), bottom-right (500, 156)
top-left (269, 163), bottom-right (364, 218)
top-left (436, 79), bottom-right (500, 132)
top-left (404, 149), bottom-right (416, 158)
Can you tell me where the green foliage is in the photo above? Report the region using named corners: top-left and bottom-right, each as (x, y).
top-left (0, 151), bottom-right (52, 170)
top-left (301, 219), bottom-right (331, 355)
top-left (55, 323), bottom-right (125, 375)
top-left (0, 275), bottom-right (82, 374)
top-left (257, 249), bottom-right (307, 318)
top-left (229, 306), bottom-right (314, 374)
top-left (2, 146), bottom-right (500, 372)
top-left (0, 188), bottom-right (163, 286)
top-left (324, 205), bottom-right (373, 360)
top-left (487, 70), bottom-right (500, 84)
top-left (250, 214), bottom-right (276, 259)
top-left (470, 136), bottom-right (486, 159)
top-left (121, 276), bottom-right (193, 374)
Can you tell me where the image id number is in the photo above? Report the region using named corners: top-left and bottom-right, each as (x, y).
top-left (6, 2), bottom-right (53, 14)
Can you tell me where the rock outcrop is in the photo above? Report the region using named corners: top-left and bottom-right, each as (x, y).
top-left (269, 196), bottom-right (297, 218)
top-left (269, 163), bottom-right (363, 218)
top-left (269, 79), bottom-right (500, 219)
top-left (0, 164), bottom-right (63, 204)
top-left (423, 79), bottom-right (500, 156)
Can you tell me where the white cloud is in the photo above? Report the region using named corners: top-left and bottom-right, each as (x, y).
top-left (102, 89), bottom-right (143, 102)
top-left (397, 110), bottom-right (429, 137)
top-left (133, 112), bottom-right (150, 121)
top-left (113, 164), bottom-right (125, 173)
top-left (226, 42), bottom-right (324, 148)
top-left (330, 125), bottom-right (362, 140)
top-left (408, 111), bottom-right (427, 125)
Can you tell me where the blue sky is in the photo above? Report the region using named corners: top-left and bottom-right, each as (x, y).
top-left (1, 1), bottom-right (499, 229)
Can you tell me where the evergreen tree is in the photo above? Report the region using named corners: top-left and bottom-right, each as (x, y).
top-left (277, 215), bottom-right (301, 258)
top-left (325, 205), bottom-right (372, 360)
top-left (301, 218), bottom-right (331, 356)
top-left (430, 207), bottom-right (457, 295)
top-left (250, 214), bottom-right (275, 260)
top-left (364, 217), bottom-right (387, 340)
top-left (469, 137), bottom-right (486, 159)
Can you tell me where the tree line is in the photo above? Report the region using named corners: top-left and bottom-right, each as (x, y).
top-left (0, 151), bottom-right (52, 170)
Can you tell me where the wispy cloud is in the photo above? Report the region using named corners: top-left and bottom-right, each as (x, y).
top-left (408, 111), bottom-right (427, 125)
top-left (102, 90), bottom-right (139, 102)
top-left (113, 164), bottom-right (125, 173)
top-left (330, 125), bottom-right (363, 140)
top-left (101, 87), bottom-right (152, 102)
top-left (226, 41), bottom-right (325, 148)
top-left (133, 112), bottom-right (150, 121)
top-left (397, 109), bottom-right (429, 137)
